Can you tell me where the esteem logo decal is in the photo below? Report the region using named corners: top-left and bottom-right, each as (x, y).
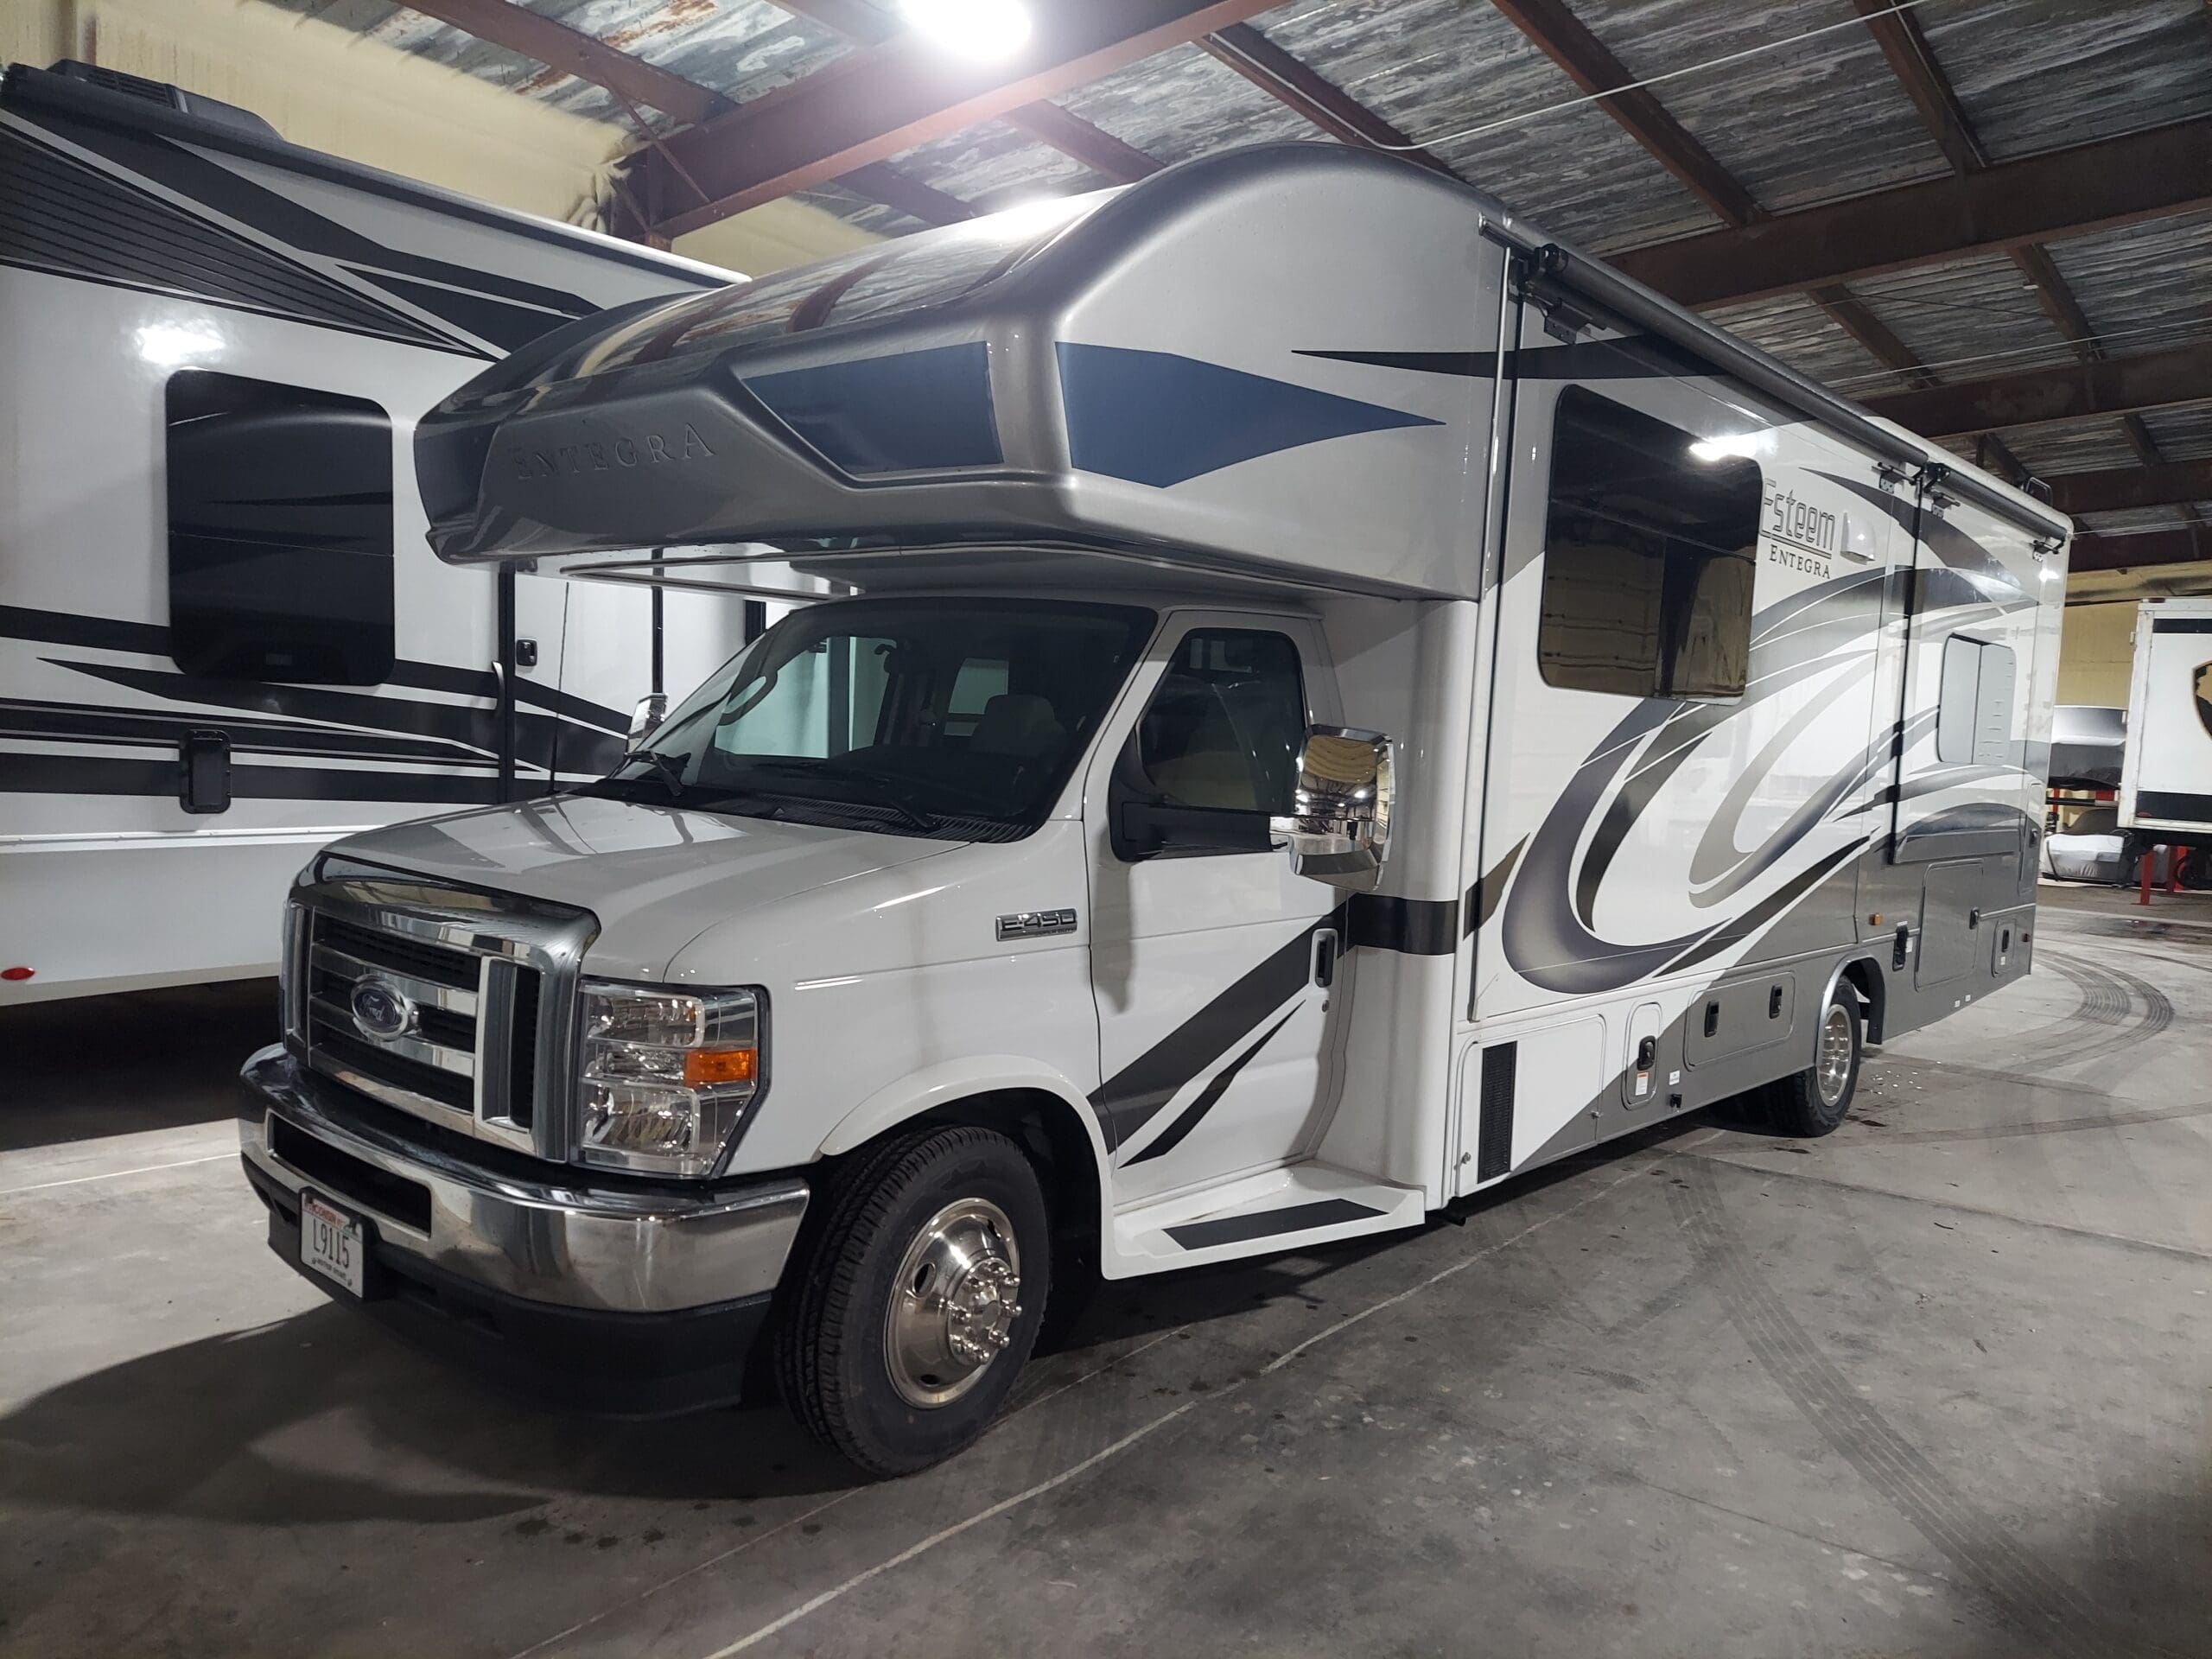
top-left (505, 423), bottom-right (715, 480)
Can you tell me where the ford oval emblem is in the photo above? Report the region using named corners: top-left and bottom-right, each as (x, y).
top-left (349, 976), bottom-right (416, 1042)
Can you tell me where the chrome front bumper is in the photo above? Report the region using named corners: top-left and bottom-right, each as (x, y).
top-left (238, 1046), bottom-right (807, 1316)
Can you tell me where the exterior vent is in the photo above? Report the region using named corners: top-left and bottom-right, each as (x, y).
top-left (48, 59), bottom-right (282, 139)
top-left (52, 60), bottom-right (178, 106)
top-left (1477, 1042), bottom-right (1517, 1183)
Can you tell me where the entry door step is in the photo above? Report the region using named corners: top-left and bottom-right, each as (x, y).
top-left (1109, 1161), bottom-right (1424, 1275)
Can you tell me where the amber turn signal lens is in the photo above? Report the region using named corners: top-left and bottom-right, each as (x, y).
top-left (683, 1046), bottom-right (758, 1087)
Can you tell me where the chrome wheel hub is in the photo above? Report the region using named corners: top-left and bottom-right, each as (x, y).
top-left (884, 1198), bottom-right (1023, 1408)
top-left (1816, 1002), bottom-right (1854, 1107)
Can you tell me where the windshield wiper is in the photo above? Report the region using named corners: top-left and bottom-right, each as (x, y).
top-left (736, 758), bottom-right (944, 833)
top-left (620, 747), bottom-right (689, 799)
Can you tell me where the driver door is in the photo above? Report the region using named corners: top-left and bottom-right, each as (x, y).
top-left (1084, 614), bottom-right (1351, 1205)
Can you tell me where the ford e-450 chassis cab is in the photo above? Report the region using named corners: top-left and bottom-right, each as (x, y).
top-left (238, 145), bottom-right (2069, 1476)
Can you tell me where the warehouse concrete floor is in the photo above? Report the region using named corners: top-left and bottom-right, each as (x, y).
top-left (3, 893), bottom-right (2207, 1659)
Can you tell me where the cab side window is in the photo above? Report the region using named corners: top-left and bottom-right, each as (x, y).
top-left (1112, 628), bottom-right (1306, 859)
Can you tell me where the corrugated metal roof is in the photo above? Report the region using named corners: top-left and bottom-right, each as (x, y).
top-left (1574, 0), bottom-right (1954, 213)
top-left (245, 0), bottom-right (2212, 547)
top-left (1053, 41), bottom-right (1315, 164)
top-left (1923, 0), bottom-right (2212, 156)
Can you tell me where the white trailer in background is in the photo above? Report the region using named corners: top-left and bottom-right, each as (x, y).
top-left (2119, 595), bottom-right (2212, 853)
top-left (0, 60), bottom-right (759, 1004)
top-left (234, 143), bottom-right (2070, 1476)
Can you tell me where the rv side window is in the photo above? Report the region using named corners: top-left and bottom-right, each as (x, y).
top-left (1936, 636), bottom-right (2017, 766)
top-left (166, 371), bottom-right (395, 683)
top-left (1536, 388), bottom-right (1761, 700)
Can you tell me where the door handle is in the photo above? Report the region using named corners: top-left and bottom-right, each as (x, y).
top-left (1310, 927), bottom-right (1339, 990)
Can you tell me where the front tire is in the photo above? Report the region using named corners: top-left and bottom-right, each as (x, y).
top-left (777, 1127), bottom-right (1050, 1478)
top-left (1768, 989), bottom-right (1861, 1137)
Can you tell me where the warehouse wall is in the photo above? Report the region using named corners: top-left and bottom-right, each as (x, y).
top-left (3, 0), bottom-right (872, 276)
top-left (2056, 602), bottom-right (2139, 709)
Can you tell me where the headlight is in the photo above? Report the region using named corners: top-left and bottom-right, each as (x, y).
top-left (576, 981), bottom-right (764, 1176)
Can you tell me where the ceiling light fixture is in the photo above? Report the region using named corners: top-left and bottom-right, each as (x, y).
top-left (901, 0), bottom-right (1032, 61)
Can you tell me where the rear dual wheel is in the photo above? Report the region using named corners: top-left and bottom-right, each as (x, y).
top-left (776, 1127), bottom-right (1050, 1478)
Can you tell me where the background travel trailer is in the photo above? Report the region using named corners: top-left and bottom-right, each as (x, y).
top-left (2119, 595), bottom-right (2212, 856)
top-left (0, 61), bottom-right (760, 1004)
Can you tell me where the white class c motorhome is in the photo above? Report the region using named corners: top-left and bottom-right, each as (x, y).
top-left (2119, 595), bottom-right (2212, 852)
top-left (235, 146), bottom-right (2070, 1475)
top-left (0, 60), bottom-right (759, 1003)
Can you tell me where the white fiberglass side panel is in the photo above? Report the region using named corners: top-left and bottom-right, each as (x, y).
top-left (1885, 486), bottom-right (2055, 868)
top-left (1471, 317), bottom-right (1886, 1039)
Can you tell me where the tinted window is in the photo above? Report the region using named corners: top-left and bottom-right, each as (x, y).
top-left (1936, 635), bottom-right (2017, 766)
top-left (596, 599), bottom-right (1153, 836)
top-left (166, 371), bottom-right (394, 683)
top-left (1537, 388), bottom-right (1760, 700)
top-left (1127, 630), bottom-right (1306, 815)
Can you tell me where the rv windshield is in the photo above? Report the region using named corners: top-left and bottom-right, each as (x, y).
top-left (584, 598), bottom-right (1154, 839)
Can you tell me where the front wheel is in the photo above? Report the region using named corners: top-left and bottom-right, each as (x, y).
top-left (1768, 989), bottom-right (1861, 1137)
top-left (777, 1126), bottom-right (1050, 1478)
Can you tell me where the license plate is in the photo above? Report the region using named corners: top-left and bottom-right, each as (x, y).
top-left (300, 1192), bottom-right (365, 1297)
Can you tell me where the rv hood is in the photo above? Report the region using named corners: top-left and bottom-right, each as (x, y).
top-left (330, 794), bottom-right (957, 982)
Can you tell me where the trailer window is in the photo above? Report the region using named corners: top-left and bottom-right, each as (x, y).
top-left (1537, 389), bottom-right (1760, 700)
top-left (165, 371), bottom-right (394, 684)
top-left (1936, 635), bottom-right (2017, 766)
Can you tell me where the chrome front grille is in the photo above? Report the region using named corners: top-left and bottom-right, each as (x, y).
top-left (284, 861), bottom-right (594, 1160)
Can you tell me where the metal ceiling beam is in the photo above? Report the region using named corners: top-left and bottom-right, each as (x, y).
top-left (997, 98), bottom-right (1163, 182)
top-left (1614, 116), bottom-right (2212, 308)
top-left (1484, 2), bottom-right (1953, 405)
top-left (397, 0), bottom-right (980, 230)
top-left (774, 0), bottom-right (1163, 183)
top-left (1862, 341), bottom-right (2212, 438)
top-left (1486, 0), bottom-right (1760, 226)
top-left (1852, 0), bottom-right (2198, 517)
top-left (399, 0), bottom-right (730, 124)
top-left (1195, 23), bottom-right (1458, 177)
top-left (639, 0), bottom-right (1286, 237)
top-left (2042, 459), bottom-right (2212, 518)
top-left (837, 161), bottom-right (982, 225)
top-left (2070, 524), bottom-right (2212, 574)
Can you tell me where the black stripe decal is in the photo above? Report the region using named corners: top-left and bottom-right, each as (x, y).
top-left (1347, 893), bottom-right (1459, 955)
top-left (1468, 838), bottom-right (1527, 932)
top-left (1088, 906), bottom-right (1344, 1147)
top-left (1164, 1198), bottom-right (1384, 1250)
top-left (0, 751), bottom-right (504, 804)
top-left (2134, 790), bottom-right (2212, 822)
top-left (1124, 1008), bottom-right (1295, 1166)
top-left (0, 605), bottom-right (628, 735)
top-left (0, 697), bottom-right (495, 766)
top-left (45, 658), bottom-right (625, 775)
top-left (1296, 336), bottom-right (1694, 382)
top-left (1088, 893), bottom-right (1459, 1145)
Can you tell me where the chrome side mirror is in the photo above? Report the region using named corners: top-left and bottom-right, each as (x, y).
top-left (1271, 726), bottom-right (1395, 889)
top-left (627, 691), bottom-right (669, 744)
